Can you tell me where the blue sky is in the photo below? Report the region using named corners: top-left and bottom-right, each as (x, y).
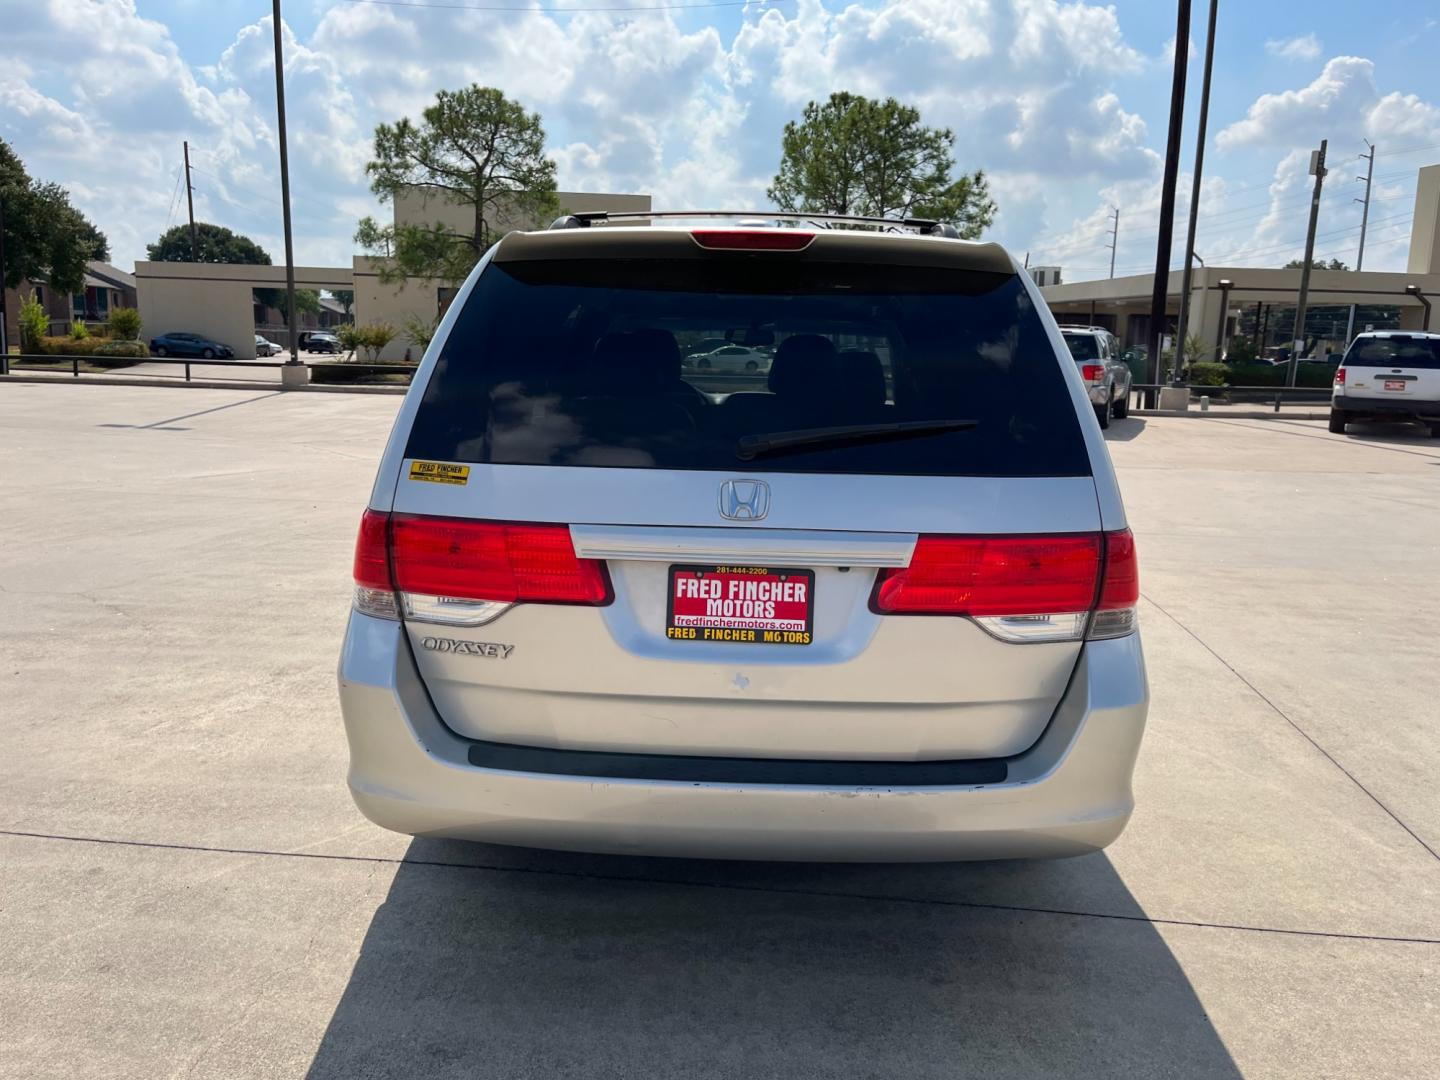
top-left (4, 0), bottom-right (1438, 277)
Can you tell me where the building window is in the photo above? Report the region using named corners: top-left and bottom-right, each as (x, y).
top-left (33, 285), bottom-right (44, 305)
top-left (96, 289), bottom-right (109, 313)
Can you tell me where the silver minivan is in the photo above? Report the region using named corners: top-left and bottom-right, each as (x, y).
top-left (338, 216), bottom-right (1148, 861)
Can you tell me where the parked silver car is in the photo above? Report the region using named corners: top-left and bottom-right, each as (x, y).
top-left (1060, 326), bottom-right (1133, 429)
top-left (339, 217), bottom-right (1148, 861)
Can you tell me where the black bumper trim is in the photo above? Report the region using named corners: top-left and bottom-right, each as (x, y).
top-left (465, 739), bottom-right (1008, 787)
top-left (1334, 399), bottom-right (1440, 420)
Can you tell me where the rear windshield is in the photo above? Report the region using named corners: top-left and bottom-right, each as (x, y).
top-left (405, 257), bottom-right (1090, 478)
top-left (1061, 333), bottom-right (1100, 361)
top-left (1343, 337), bottom-right (1440, 369)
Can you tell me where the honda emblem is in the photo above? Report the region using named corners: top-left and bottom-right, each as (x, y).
top-left (718, 479), bottom-right (770, 521)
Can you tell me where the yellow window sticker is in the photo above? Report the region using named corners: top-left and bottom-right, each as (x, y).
top-left (409, 461), bottom-right (470, 485)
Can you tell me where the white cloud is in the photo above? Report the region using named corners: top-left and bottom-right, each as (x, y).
top-left (1217, 56), bottom-right (1440, 152)
top-left (1265, 33), bottom-right (1322, 62)
top-left (2, 0), bottom-right (1433, 280)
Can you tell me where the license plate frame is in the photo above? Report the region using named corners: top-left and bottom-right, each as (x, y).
top-left (1384, 379), bottom-right (1406, 391)
top-left (665, 564), bottom-right (815, 646)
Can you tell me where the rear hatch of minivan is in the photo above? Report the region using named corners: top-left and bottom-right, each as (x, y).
top-left (1337, 334), bottom-right (1440, 408)
top-left (372, 227), bottom-right (1122, 764)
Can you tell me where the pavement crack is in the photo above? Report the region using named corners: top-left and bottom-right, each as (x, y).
top-left (3, 828), bottom-right (1437, 947)
top-left (1141, 592), bottom-right (1440, 866)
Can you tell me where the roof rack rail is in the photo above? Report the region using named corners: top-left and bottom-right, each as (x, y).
top-left (548, 210), bottom-right (962, 238)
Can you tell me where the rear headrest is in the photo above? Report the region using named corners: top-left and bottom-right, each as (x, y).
top-left (768, 334), bottom-right (838, 397)
top-left (589, 330), bottom-right (683, 393)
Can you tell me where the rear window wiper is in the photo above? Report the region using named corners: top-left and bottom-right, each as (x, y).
top-left (735, 419), bottom-right (977, 461)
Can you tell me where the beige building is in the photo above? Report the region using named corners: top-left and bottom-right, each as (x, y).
top-left (133, 188), bottom-right (651, 361)
top-left (1040, 164), bottom-right (1440, 361)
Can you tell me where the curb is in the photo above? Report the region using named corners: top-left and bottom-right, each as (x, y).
top-left (0, 373), bottom-right (408, 395)
top-left (1134, 409), bottom-right (1328, 420)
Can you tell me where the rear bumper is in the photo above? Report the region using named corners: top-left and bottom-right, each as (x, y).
top-left (337, 613), bottom-right (1149, 861)
top-left (1333, 395), bottom-right (1440, 420)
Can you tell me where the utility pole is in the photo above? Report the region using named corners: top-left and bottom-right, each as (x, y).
top-left (1288, 139), bottom-right (1328, 388)
top-left (0, 194), bottom-right (9, 373)
top-left (271, 0), bottom-right (300, 366)
top-left (1145, 0), bottom-right (1191, 405)
top-left (1173, 0), bottom-right (1219, 380)
top-left (1106, 206), bottom-right (1120, 279)
top-left (183, 140), bottom-right (199, 262)
top-left (1343, 140), bottom-right (1375, 344)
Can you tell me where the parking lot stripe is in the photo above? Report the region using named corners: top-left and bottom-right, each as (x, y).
top-left (1141, 592), bottom-right (1440, 865)
top-left (4, 828), bottom-right (1437, 947)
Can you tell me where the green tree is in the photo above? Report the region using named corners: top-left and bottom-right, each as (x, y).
top-left (361, 85), bottom-right (560, 284)
top-left (146, 222), bottom-right (272, 265)
top-left (768, 93), bottom-right (996, 236)
top-left (275, 288), bottom-right (321, 320)
top-left (1, 139), bottom-right (110, 295)
top-left (331, 290), bottom-right (355, 317)
top-left (1283, 257), bottom-right (1350, 270)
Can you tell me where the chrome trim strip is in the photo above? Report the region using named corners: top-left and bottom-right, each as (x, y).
top-left (570, 525), bottom-right (917, 567)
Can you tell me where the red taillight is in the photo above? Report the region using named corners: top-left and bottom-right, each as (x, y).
top-left (353, 509), bottom-right (392, 590)
top-left (691, 229), bottom-right (815, 251)
top-left (388, 515), bottom-right (608, 605)
top-left (1098, 530), bottom-right (1139, 609)
top-left (1082, 364), bottom-right (1104, 382)
top-left (874, 535), bottom-right (1103, 616)
top-left (1334, 367), bottom-right (1346, 386)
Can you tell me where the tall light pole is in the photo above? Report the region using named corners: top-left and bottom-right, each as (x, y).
top-left (1172, 0), bottom-right (1219, 384)
top-left (1145, 0), bottom-right (1192, 403)
top-left (271, 0), bottom-right (300, 365)
top-left (0, 194), bottom-right (9, 372)
top-left (1106, 205), bottom-right (1120, 279)
top-left (1287, 139), bottom-right (1328, 387)
top-left (1343, 140), bottom-right (1375, 344)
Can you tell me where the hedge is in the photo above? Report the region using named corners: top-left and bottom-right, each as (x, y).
top-left (18, 336), bottom-right (148, 369)
top-left (309, 362), bottom-right (415, 385)
top-left (1226, 362), bottom-right (1335, 389)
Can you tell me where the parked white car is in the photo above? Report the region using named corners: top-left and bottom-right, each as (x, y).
top-left (1330, 331), bottom-right (1440, 435)
top-left (254, 335), bottom-right (282, 357)
top-left (1059, 326), bottom-right (1132, 429)
top-left (686, 344), bottom-right (772, 373)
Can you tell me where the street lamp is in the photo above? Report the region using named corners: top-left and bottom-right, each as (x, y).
top-left (1406, 284), bottom-right (1432, 332)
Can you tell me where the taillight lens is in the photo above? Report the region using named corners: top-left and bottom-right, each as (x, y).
top-left (350, 512), bottom-right (609, 626)
top-left (1082, 364), bottom-right (1104, 382)
top-left (1334, 367), bottom-right (1346, 386)
top-left (352, 509), bottom-right (398, 619)
top-left (873, 531), bottom-right (1138, 643)
top-left (1090, 529), bottom-right (1140, 639)
top-left (875, 536), bottom-right (1101, 616)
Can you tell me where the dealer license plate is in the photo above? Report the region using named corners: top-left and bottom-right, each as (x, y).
top-left (666, 565), bottom-right (814, 646)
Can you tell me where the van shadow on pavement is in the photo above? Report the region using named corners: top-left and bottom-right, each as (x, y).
top-left (305, 839), bottom-right (1240, 1079)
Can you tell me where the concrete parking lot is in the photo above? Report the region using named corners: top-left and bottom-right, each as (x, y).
top-left (2, 382), bottom-right (1437, 1079)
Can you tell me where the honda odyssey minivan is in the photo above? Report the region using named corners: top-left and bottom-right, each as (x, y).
top-left (338, 214), bottom-right (1148, 861)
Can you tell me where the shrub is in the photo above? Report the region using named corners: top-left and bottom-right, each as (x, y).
top-left (309, 361), bottom-right (416, 385)
top-left (29, 335), bottom-right (115, 356)
top-left (334, 323), bottom-right (362, 357)
top-left (18, 292), bottom-right (48, 352)
top-left (1226, 339), bottom-right (1258, 364)
top-left (69, 320), bottom-right (90, 341)
top-left (401, 313), bottom-right (441, 355)
top-left (107, 307), bottom-right (142, 341)
top-left (1187, 362), bottom-right (1228, 387)
top-left (356, 322), bottom-right (398, 362)
top-left (93, 340), bottom-right (149, 358)
top-left (1226, 362), bottom-right (1284, 388)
